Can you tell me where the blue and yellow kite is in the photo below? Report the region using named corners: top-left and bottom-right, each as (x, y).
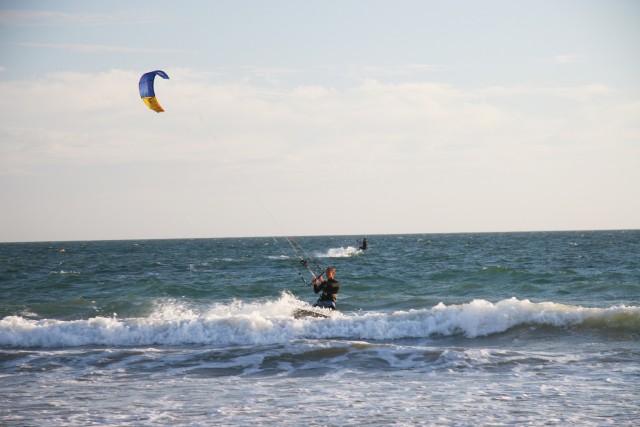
top-left (139, 70), bottom-right (169, 113)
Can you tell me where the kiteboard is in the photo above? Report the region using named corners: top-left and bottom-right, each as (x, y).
top-left (292, 308), bottom-right (330, 319)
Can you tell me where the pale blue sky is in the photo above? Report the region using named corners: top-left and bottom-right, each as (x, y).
top-left (1, 1), bottom-right (639, 242)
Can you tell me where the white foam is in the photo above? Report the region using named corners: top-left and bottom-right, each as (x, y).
top-left (1, 296), bottom-right (638, 348)
top-left (314, 246), bottom-right (362, 258)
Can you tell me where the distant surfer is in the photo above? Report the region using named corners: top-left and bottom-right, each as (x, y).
top-left (358, 237), bottom-right (368, 251)
top-left (311, 267), bottom-right (340, 310)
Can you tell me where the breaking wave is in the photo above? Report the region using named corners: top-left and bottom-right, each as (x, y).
top-left (1, 294), bottom-right (638, 348)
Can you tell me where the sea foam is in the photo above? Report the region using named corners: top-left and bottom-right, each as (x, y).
top-left (1, 294), bottom-right (637, 348)
top-left (314, 246), bottom-right (363, 258)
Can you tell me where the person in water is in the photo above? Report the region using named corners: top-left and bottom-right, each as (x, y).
top-left (312, 267), bottom-right (340, 310)
top-left (359, 237), bottom-right (368, 251)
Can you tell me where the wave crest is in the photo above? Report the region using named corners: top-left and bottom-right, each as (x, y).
top-left (1, 296), bottom-right (637, 348)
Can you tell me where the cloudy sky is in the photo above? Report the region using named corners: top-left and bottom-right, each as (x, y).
top-left (1, 0), bottom-right (639, 242)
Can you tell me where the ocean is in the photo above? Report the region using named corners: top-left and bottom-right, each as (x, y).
top-left (1, 231), bottom-right (639, 426)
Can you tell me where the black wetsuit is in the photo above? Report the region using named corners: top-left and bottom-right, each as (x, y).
top-left (313, 279), bottom-right (340, 309)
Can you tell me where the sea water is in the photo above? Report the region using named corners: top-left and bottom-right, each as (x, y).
top-left (1, 231), bottom-right (639, 425)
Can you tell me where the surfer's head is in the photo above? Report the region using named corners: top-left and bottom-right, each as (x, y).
top-left (325, 267), bottom-right (336, 279)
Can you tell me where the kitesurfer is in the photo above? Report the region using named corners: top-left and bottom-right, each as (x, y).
top-left (312, 267), bottom-right (340, 310)
top-left (359, 237), bottom-right (368, 251)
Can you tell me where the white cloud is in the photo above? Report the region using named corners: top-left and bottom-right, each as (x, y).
top-left (1, 69), bottom-right (638, 241)
top-left (11, 42), bottom-right (192, 55)
top-left (0, 9), bottom-right (159, 27)
top-left (1, 68), bottom-right (633, 177)
top-left (3, 69), bottom-right (633, 151)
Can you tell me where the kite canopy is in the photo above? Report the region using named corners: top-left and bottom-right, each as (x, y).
top-left (139, 70), bottom-right (170, 112)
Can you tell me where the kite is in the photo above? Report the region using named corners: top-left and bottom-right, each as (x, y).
top-left (139, 70), bottom-right (169, 112)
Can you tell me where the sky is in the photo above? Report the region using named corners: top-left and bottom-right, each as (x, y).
top-left (1, 0), bottom-right (639, 242)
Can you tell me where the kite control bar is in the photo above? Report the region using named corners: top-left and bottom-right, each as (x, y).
top-left (300, 259), bottom-right (324, 285)
top-left (284, 236), bottom-right (324, 286)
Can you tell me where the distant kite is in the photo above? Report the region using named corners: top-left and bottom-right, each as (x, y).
top-left (139, 70), bottom-right (169, 112)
